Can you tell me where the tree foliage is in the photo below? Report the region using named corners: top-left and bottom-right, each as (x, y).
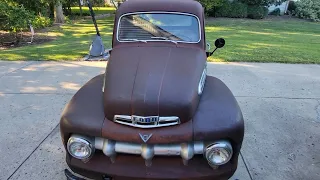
top-left (0, 1), bottom-right (34, 32)
top-left (197, 0), bottom-right (225, 15)
top-left (239, 0), bottom-right (286, 6)
top-left (247, 5), bottom-right (269, 19)
top-left (216, 1), bottom-right (248, 18)
top-left (295, 0), bottom-right (320, 21)
top-left (0, 0), bottom-right (52, 34)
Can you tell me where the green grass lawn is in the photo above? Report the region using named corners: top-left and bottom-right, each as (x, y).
top-left (1, 16), bottom-right (320, 63)
top-left (71, 6), bottom-right (116, 15)
top-left (0, 17), bottom-right (114, 61)
top-left (205, 18), bottom-right (320, 63)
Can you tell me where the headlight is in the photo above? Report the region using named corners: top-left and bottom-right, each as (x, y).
top-left (67, 135), bottom-right (94, 160)
top-left (205, 140), bottom-right (232, 166)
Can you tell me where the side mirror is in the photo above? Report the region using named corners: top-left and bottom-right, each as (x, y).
top-left (207, 38), bottom-right (225, 57)
top-left (215, 38), bottom-right (225, 48)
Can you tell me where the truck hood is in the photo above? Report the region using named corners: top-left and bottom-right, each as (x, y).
top-left (103, 45), bottom-right (206, 124)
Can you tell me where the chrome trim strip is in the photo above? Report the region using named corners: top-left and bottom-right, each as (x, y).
top-left (95, 137), bottom-right (204, 166)
top-left (116, 11), bottom-right (202, 44)
top-left (198, 66), bottom-right (207, 95)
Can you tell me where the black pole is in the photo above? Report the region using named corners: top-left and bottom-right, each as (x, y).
top-left (87, 0), bottom-right (100, 36)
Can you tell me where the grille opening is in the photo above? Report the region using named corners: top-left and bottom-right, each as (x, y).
top-left (115, 117), bottom-right (132, 122)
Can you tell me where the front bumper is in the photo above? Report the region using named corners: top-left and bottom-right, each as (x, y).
top-left (66, 151), bottom-right (238, 180)
top-left (94, 136), bottom-right (206, 166)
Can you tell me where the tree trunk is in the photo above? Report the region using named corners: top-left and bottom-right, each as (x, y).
top-left (55, 1), bottom-right (65, 23)
top-left (49, 2), bottom-right (55, 20)
top-left (78, 0), bottom-right (83, 17)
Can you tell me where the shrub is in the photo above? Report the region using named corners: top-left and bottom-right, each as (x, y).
top-left (9, 0), bottom-right (48, 16)
top-left (240, 0), bottom-right (286, 6)
top-left (92, 0), bottom-right (106, 6)
top-left (197, 0), bottom-right (225, 16)
top-left (287, 0), bottom-right (297, 14)
top-left (32, 16), bottom-right (53, 29)
top-left (295, 0), bottom-right (320, 21)
top-left (0, 1), bottom-right (34, 32)
top-left (269, 8), bottom-right (281, 16)
top-left (247, 5), bottom-right (269, 19)
top-left (216, 1), bottom-right (248, 18)
top-left (71, 12), bottom-right (91, 16)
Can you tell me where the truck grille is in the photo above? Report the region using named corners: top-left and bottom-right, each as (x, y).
top-left (95, 137), bottom-right (204, 166)
top-left (113, 115), bottom-right (180, 128)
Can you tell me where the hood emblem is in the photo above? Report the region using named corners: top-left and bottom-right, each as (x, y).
top-left (139, 133), bottom-right (152, 143)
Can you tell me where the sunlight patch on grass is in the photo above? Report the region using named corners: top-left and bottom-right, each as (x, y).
top-left (238, 30), bottom-right (277, 35)
top-left (205, 26), bottom-right (233, 32)
top-left (0, 53), bottom-right (26, 60)
top-left (208, 57), bottom-right (225, 62)
top-left (71, 6), bottom-right (115, 15)
top-left (284, 32), bottom-right (320, 37)
top-left (38, 44), bottom-right (58, 48)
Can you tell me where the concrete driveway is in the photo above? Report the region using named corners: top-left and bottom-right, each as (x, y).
top-left (0, 61), bottom-right (319, 180)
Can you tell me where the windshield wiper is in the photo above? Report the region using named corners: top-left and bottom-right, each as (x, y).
top-left (151, 36), bottom-right (169, 40)
top-left (151, 36), bottom-right (178, 44)
top-left (122, 38), bottom-right (147, 43)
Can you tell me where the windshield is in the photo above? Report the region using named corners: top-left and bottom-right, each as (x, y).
top-left (117, 13), bottom-right (200, 43)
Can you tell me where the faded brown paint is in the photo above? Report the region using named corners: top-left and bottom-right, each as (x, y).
top-left (103, 45), bottom-right (206, 124)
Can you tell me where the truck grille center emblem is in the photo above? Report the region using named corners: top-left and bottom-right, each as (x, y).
top-left (139, 133), bottom-right (152, 143)
top-left (113, 115), bottom-right (180, 128)
top-left (132, 116), bottom-right (159, 123)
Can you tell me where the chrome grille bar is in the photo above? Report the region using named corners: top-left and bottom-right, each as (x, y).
top-left (95, 137), bottom-right (204, 166)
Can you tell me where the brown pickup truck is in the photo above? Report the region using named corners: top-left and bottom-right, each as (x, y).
top-left (60, 0), bottom-right (244, 179)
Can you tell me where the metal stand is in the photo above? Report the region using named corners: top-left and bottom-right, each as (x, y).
top-left (84, 0), bottom-right (107, 61)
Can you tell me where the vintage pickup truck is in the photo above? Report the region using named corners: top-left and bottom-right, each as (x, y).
top-left (60, 0), bottom-right (244, 179)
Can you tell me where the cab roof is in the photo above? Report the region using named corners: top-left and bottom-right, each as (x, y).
top-left (116, 0), bottom-right (204, 18)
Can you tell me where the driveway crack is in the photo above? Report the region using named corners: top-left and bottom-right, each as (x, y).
top-left (0, 61), bottom-right (35, 79)
top-left (316, 99), bottom-right (320, 123)
top-left (6, 123), bottom-right (59, 180)
top-left (240, 151), bottom-right (254, 180)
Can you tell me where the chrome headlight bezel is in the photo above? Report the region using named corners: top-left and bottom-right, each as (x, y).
top-left (67, 135), bottom-right (94, 160)
top-left (205, 140), bottom-right (233, 166)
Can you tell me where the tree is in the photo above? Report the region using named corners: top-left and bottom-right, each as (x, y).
top-left (0, 0), bottom-right (35, 43)
top-left (10, 0), bottom-right (48, 15)
top-left (55, 1), bottom-right (65, 23)
top-left (240, 0), bottom-right (286, 6)
top-left (78, 0), bottom-right (83, 17)
top-left (197, 0), bottom-right (225, 16)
